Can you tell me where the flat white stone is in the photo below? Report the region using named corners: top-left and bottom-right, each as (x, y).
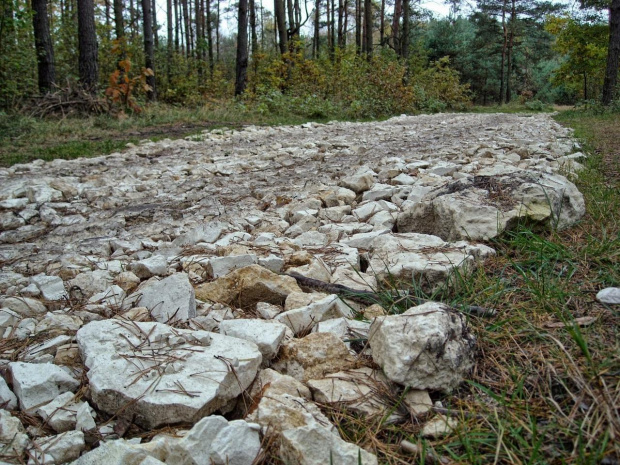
top-left (76, 320), bottom-right (262, 429)
top-left (136, 273), bottom-right (196, 323)
top-left (9, 362), bottom-right (80, 411)
top-left (219, 318), bottom-right (287, 361)
top-left (31, 275), bottom-right (67, 301)
top-left (596, 287), bottom-right (620, 305)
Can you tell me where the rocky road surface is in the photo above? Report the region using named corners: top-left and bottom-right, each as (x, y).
top-left (0, 113), bottom-right (586, 464)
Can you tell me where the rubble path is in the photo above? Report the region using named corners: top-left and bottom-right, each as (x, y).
top-left (0, 113), bottom-right (586, 465)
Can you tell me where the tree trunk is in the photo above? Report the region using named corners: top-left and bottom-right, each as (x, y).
top-left (499, 0), bottom-right (507, 104)
top-left (195, 0), bottom-right (203, 77)
top-left (152, 0), bottom-right (159, 47)
top-left (401, 0), bottom-right (408, 58)
top-left (32, 0), bottom-right (55, 93)
top-left (505, 0), bottom-right (515, 103)
top-left (602, 0), bottom-right (620, 105)
top-left (343, 0), bottom-right (348, 46)
top-left (326, 0), bottom-right (331, 51)
top-left (77, 0), bottom-right (99, 92)
top-left (235, 0), bottom-right (248, 95)
top-left (206, 0), bottom-right (213, 72)
top-left (337, 0), bottom-right (343, 48)
top-left (141, 0), bottom-right (156, 99)
top-left (174, 0), bottom-right (180, 52)
top-left (167, 0), bottom-right (173, 82)
top-left (182, 0), bottom-right (190, 57)
top-left (104, 0), bottom-right (111, 41)
top-left (249, 0), bottom-right (257, 53)
top-left (216, 0), bottom-right (220, 61)
top-left (355, 0), bottom-right (360, 53)
top-left (274, 0), bottom-right (287, 54)
top-left (364, 0), bottom-right (371, 58)
top-left (330, 0), bottom-right (335, 53)
top-left (313, 0), bottom-right (320, 57)
top-left (379, 0), bottom-right (384, 45)
top-left (392, 0), bottom-right (401, 51)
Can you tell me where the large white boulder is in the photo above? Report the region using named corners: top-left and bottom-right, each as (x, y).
top-left (368, 302), bottom-right (476, 392)
top-left (76, 320), bottom-right (262, 429)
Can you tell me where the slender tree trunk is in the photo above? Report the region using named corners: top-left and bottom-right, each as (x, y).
top-left (392, 0), bottom-right (401, 51)
top-left (379, 0), bottom-right (384, 45)
top-left (206, 0), bottom-right (213, 72)
top-left (167, 0), bottom-right (173, 83)
top-left (235, 0), bottom-right (248, 95)
top-left (364, 0), bottom-right (371, 58)
top-left (182, 0), bottom-right (190, 57)
top-left (326, 0), bottom-right (331, 51)
top-left (141, 0), bottom-right (156, 99)
top-left (499, 0), bottom-right (507, 104)
top-left (330, 0), bottom-right (335, 52)
top-left (104, 0), bottom-right (111, 41)
top-left (401, 0), bottom-right (409, 58)
top-left (343, 0), bottom-right (348, 46)
top-left (174, 0), bottom-right (180, 52)
top-left (77, 0), bottom-right (99, 91)
top-left (602, 0), bottom-right (620, 105)
top-left (129, 0), bottom-right (136, 38)
top-left (216, 0), bottom-right (220, 60)
top-left (195, 0), bottom-right (203, 77)
top-left (355, 0), bottom-right (360, 53)
top-left (249, 0), bottom-right (257, 53)
top-left (337, 0), bottom-right (343, 48)
top-left (313, 0), bottom-right (320, 57)
top-left (32, 0), bottom-right (55, 93)
top-left (274, 0), bottom-right (287, 54)
top-left (505, 0), bottom-right (515, 103)
top-left (152, 0), bottom-right (159, 47)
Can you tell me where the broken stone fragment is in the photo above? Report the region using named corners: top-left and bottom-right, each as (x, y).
top-left (0, 409), bottom-right (29, 459)
top-left (27, 430), bottom-right (85, 465)
top-left (271, 332), bottom-right (358, 382)
top-left (136, 272), bottom-right (196, 323)
top-left (9, 362), bottom-right (80, 411)
top-left (129, 255), bottom-right (169, 279)
top-left (76, 320), bottom-right (262, 429)
top-left (219, 318), bottom-right (287, 362)
top-left (0, 378), bottom-right (18, 410)
top-left (369, 302), bottom-right (476, 393)
top-left (195, 264), bottom-right (301, 309)
top-left (280, 424), bottom-right (378, 465)
top-left (596, 287), bottom-right (620, 305)
top-left (275, 294), bottom-right (353, 334)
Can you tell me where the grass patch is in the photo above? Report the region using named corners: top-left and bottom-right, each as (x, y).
top-left (0, 102), bottom-right (327, 167)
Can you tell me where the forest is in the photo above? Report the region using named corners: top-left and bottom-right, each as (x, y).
top-left (0, 0), bottom-right (618, 119)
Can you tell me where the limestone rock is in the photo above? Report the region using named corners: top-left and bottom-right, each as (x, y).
top-left (9, 362), bottom-right (80, 411)
top-left (195, 265), bottom-right (301, 308)
top-left (275, 295), bottom-right (353, 334)
top-left (280, 425), bottom-right (378, 465)
top-left (129, 256), bottom-right (169, 279)
top-left (206, 254), bottom-right (258, 279)
top-left (368, 302), bottom-right (475, 393)
top-left (219, 318), bottom-right (287, 362)
top-left (421, 414), bottom-right (458, 438)
top-left (307, 367), bottom-right (390, 417)
top-left (248, 368), bottom-right (311, 400)
top-left (397, 172), bottom-right (585, 241)
top-left (136, 273), bottom-right (196, 323)
top-left (28, 430), bottom-right (85, 465)
top-left (367, 233), bottom-right (494, 292)
top-left (271, 332), bottom-right (357, 382)
top-left (30, 275), bottom-right (67, 301)
top-left (0, 409), bottom-right (29, 459)
top-left (596, 287), bottom-right (620, 305)
top-left (76, 320), bottom-right (262, 429)
top-left (0, 377), bottom-right (18, 410)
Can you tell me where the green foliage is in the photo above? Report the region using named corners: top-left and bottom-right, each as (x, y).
top-left (545, 15), bottom-right (609, 101)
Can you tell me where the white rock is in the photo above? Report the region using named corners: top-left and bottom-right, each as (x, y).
top-left (314, 317), bottom-right (371, 349)
top-left (34, 312), bottom-right (83, 335)
top-left (0, 409), bottom-right (29, 459)
top-left (0, 378), bottom-right (18, 410)
top-left (172, 222), bottom-right (227, 246)
top-left (220, 318), bottom-right (287, 362)
top-left (136, 273), bottom-right (196, 323)
top-left (68, 270), bottom-right (114, 298)
top-left (248, 368), bottom-right (311, 400)
top-left (74, 400), bottom-right (97, 431)
top-left (9, 362), bottom-right (80, 411)
top-left (361, 183), bottom-right (396, 202)
top-left (258, 254), bottom-right (284, 273)
top-left (256, 302), bottom-right (282, 319)
top-left (30, 275), bottom-right (67, 301)
top-left (36, 392), bottom-right (80, 432)
top-left (280, 424), bottom-right (378, 465)
top-left (369, 302), bottom-right (475, 393)
top-left (340, 173), bottom-right (375, 194)
top-left (403, 389), bottom-right (433, 415)
top-left (596, 287), bottom-right (620, 305)
top-left (275, 295), bottom-right (352, 334)
top-left (28, 430), bottom-right (85, 465)
top-left (166, 416), bottom-right (261, 465)
top-left (27, 185), bottom-right (63, 203)
top-left (76, 320), bottom-right (262, 429)
top-left (207, 254), bottom-right (258, 278)
top-left (343, 229), bottom-right (391, 249)
top-left (421, 414), bottom-right (457, 438)
top-left (69, 439), bottom-right (166, 465)
top-left (129, 255), bottom-right (169, 278)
